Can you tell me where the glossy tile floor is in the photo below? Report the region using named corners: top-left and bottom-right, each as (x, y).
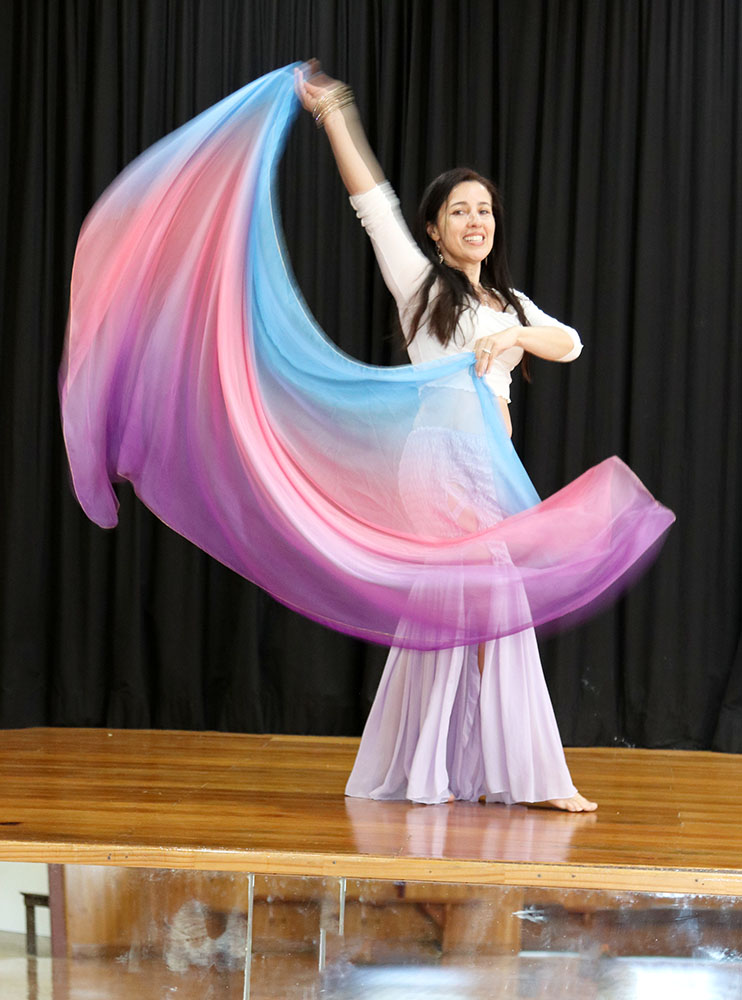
top-left (3, 953), bottom-right (742, 999)
top-left (1, 868), bottom-right (740, 998)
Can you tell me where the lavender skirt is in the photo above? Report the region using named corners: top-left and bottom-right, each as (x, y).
top-left (346, 423), bottom-right (577, 805)
top-left (345, 633), bottom-right (576, 804)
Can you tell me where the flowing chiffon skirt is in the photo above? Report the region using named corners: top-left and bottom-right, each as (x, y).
top-left (346, 420), bottom-right (577, 804)
top-left (349, 422), bottom-right (577, 804)
top-left (345, 635), bottom-right (576, 804)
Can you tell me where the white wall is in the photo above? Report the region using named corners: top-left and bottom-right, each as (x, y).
top-left (0, 863), bottom-right (50, 936)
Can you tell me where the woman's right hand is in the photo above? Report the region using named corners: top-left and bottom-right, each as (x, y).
top-left (294, 61), bottom-right (347, 120)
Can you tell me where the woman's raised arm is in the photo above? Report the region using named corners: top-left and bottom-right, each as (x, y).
top-left (295, 63), bottom-right (429, 310)
top-left (295, 64), bottom-right (384, 196)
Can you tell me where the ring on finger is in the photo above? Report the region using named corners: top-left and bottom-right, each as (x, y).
top-left (480, 348), bottom-right (492, 355)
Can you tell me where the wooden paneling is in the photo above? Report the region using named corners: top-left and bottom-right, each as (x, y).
top-left (53, 867), bottom-right (742, 969)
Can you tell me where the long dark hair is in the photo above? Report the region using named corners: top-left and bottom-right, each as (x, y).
top-left (407, 167), bottom-right (531, 379)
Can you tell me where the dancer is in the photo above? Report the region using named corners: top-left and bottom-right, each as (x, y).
top-left (62, 65), bottom-right (672, 810)
top-left (296, 66), bottom-right (597, 812)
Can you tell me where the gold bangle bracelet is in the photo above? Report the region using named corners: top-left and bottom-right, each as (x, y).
top-left (313, 85), bottom-right (355, 128)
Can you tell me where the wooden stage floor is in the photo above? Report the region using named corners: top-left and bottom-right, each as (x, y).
top-left (0, 728), bottom-right (741, 895)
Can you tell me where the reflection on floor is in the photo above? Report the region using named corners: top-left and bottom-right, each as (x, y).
top-left (1, 868), bottom-right (740, 999)
top-left (0, 932), bottom-right (51, 959)
top-left (1, 952), bottom-right (742, 1000)
top-left (317, 958), bottom-right (742, 1000)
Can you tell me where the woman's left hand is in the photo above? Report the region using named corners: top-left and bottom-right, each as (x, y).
top-left (474, 329), bottom-right (521, 377)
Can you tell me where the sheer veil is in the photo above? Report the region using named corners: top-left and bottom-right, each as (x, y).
top-left (60, 65), bottom-right (674, 650)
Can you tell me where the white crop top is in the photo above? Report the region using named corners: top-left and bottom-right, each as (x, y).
top-left (349, 183), bottom-right (582, 402)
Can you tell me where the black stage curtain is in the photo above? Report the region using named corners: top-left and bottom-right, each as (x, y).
top-left (1, 0), bottom-right (740, 750)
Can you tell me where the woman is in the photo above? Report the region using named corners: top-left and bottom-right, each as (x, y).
top-left (296, 66), bottom-right (597, 813)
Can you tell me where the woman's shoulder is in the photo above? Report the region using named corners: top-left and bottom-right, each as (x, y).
top-left (508, 288), bottom-right (533, 312)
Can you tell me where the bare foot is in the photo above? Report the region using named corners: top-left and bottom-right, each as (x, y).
top-left (544, 791), bottom-right (597, 813)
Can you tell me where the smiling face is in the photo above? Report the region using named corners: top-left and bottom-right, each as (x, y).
top-left (426, 180), bottom-right (495, 279)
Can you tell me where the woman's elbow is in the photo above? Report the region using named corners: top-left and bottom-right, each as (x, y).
top-left (557, 329), bottom-right (583, 363)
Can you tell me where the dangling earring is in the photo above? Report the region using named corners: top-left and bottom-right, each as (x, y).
top-left (436, 244), bottom-right (444, 264)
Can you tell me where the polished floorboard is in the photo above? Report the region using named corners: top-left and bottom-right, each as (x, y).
top-left (0, 728), bottom-right (741, 894)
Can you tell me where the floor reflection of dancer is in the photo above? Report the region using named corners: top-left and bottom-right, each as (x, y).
top-left (296, 65), bottom-right (597, 812)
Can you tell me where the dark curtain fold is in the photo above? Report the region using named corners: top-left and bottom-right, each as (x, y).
top-left (0, 0), bottom-right (740, 750)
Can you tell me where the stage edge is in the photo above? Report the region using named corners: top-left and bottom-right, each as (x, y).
top-left (0, 841), bottom-right (741, 897)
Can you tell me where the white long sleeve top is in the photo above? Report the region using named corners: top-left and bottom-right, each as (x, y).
top-left (349, 183), bottom-right (582, 402)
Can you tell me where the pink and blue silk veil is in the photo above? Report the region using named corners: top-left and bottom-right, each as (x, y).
top-left (59, 65), bottom-right (674, 650)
